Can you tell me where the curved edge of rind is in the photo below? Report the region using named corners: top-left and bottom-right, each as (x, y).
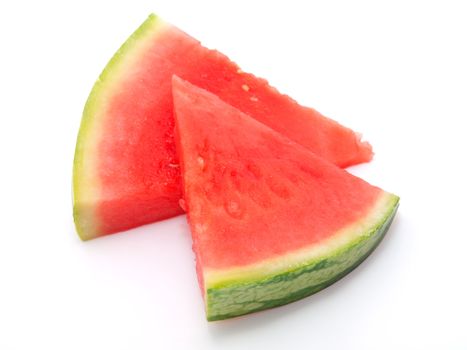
top-left (205, 194), bottom-right (399, 321)
top-left (72, 14), bottom-right (164, 241)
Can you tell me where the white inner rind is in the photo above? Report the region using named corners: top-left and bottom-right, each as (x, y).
top-left (72, 15), bottom-right (167, 239)
top-left (204, 191), bottom-right (398, 289)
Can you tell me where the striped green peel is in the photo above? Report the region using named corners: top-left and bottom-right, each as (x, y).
top-left (204, 193), bottom-right (399, 321)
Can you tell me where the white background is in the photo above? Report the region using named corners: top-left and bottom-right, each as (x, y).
top-left (1, 1), bottom-right (466, 349)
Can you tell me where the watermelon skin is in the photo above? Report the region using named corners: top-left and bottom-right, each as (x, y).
top-left (206, 199), bottom-right (398, 320)
top-left (73, 14), bottom-right (373, 240)
top-left (172, 77), bottom-right (399, 321)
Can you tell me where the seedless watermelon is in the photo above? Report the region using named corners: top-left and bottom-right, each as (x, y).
top-left (73, 14), bottom-right (373, 240)
top-left (172, 76), bottom-right (399, 321)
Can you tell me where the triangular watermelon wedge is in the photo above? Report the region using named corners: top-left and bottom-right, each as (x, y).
top-left (172, 76), bottom-right (399, 321)
top-left (73, 14), bottom-right (373, 240)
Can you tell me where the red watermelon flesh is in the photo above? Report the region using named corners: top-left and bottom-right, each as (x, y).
top-left (172, 76), bottom-right (399, 320)
top-left (73, 14), bottom-right (373, 240)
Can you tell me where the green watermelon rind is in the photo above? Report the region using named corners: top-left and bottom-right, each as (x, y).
top-left (205, 193), bottom-right (399, 321)
top-left (72, 14), bottom-right (163, 240)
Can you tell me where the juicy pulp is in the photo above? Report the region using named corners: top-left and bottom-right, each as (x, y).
top-left (73, 14), bottom-right (373, 240)
top-left (172, 76), bottom-right (398, 320)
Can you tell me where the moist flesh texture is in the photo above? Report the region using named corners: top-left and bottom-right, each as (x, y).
top-left (172, 76), bottom-right (398, 320)
top-left (74, 14), bottom-right (373, 239)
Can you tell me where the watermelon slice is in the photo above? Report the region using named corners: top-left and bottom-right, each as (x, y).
top-left (73, 14), bottom-right (373, 240)
top-left (172, 76), bottom-right (399, 321)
